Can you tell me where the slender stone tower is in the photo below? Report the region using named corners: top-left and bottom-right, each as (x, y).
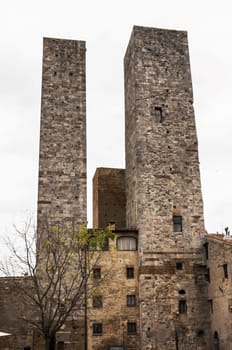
top-left (37, 38), bottom-right (86, 235)
top-left (124, 26), bottom-right (211, 349)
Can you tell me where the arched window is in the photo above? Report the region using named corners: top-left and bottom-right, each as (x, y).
top-left (117, 236), bottom-right (137, 251)
top-left (179, 289), bottom-right (186, 295)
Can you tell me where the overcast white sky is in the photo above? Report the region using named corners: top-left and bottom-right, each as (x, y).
top-left (0, 0), bottom-right (231, 242)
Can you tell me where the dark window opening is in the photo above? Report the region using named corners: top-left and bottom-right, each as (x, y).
top-left (127, 295), bottom-right (136, 307)
top-left (126, 267), bottom-right (134, 279)
top-left (24, 347), bottom-right (31, 350)
top-left (127, 322), bottom-right (137, 335)
top-left (93, 323), bottom-right (102, 335)
top-left (223, 264), bottom-right (228, 279)
top-left (179, 289), bottom-right (186, 295)
top-left (179, 300), bottom-right (187, 314)
top-left (93, 295), bottom-right (103, 308)
top-left (173, 215), bottom-right (182, 232)
top-left (203, 243), bottom-right (209, 260)
top-left (93, 268), bottom-right (101, 279)
top-left (209, 299), bottom-right (213, 313)
top-left (176, 262), bottom-right (183, 270)
top-left (197, 330), bottom-right (204, 337)
top-left (153, 106), bottom-right (163, 122)
top-left (213, 331), bottom-right (220, 350)
top-left (205, 268), bottom-right (210, 283)
top-left (117, 236), bottom-right (137, 251)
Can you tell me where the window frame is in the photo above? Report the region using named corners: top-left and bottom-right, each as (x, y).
top-left (173, 215), bottom-right (182, 232)
top-left (127, 295), bottom-right (136, 307)
top-left (93, 322), bottom-right (103, 336)
top-left (117, 236), bottom-right (137, 251)
top-left (127, 322), bottom-right (137, 335)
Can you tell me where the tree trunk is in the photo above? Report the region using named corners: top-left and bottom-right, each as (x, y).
top-left (45, 335), bottom-right (56, 350)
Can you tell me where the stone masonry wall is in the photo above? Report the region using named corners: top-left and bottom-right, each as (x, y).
top-left (93, 168), bottom-right (126, 229)
top-left (124, 26), bottom-right (210, 349)
top-left (207, 235), bottom-right (232, 349)
top-left (37, 38), bottom-right (86, 234)
top-left (88, 230), bottom-right (140, 350)
top-left (0, 277), bottom-right (34, 350)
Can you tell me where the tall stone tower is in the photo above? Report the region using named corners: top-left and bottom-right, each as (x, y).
top-left (37, 38), bottom-right (86, 234)
top-left (124, 26), bottom-right (211, 349)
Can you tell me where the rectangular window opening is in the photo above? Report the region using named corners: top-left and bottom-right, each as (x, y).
top-left (93, 322), bottom-right (103, 335)
top-left (93, 268), bottom-right (101, 279)
top-left (179, 300), bottom-right (187, 314)
top-left (173, 215), bottom-right (182, 232)
top-left (127, 295), bottom-right (136, 307)
top-left (126, 267), bottom-right (134, 279)
top-left (153, 106), bottom-right (163, 123)
top-left (176, 262), bottom-right (183, 270)
top-left (223, 264), bottom-right (228, 279)
top-left (203, 243), bottom-right (209, 260)
top-left (209, 299), bottom-right (213, 313)
top-left (127, 322), bottom-right (137, 335)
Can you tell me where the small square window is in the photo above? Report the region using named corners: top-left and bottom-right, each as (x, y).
top-left (126, 267), bottom-right (134, 279)
top-left (93, 268), bottom-right (101, 279)
top-left (176, 262), bottom-right (183, 270)
top-left (93, 295), bottom-right (103, 308)
top-left (93, 323), bottom-right (102, 335)
top-left (173, 216), bottom-right (182, 232)
top-left (127, 322), bottom-right (137, 335)
top-left (127, 295), bottom-right (136, 307)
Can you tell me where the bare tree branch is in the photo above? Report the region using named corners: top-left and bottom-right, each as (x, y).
top-left (0, 217), bottom-right (114, 350)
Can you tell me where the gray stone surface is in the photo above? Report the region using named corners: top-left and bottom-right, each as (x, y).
top-left (37, 38), bottom-right (86, 231)
top-left (124, 26), bottom-right (211, 349)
